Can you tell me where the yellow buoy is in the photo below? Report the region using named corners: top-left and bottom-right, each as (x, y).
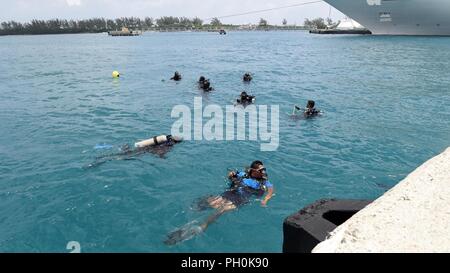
top-left (112, 71), bottom-right (120, 78)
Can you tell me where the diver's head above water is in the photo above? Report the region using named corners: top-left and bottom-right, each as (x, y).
top-left (237, 91), bottom-right (255, 105)
top-left (199, 78), bottom-right (213, 91)
top-left (306, 100), bottom-right (315, 109)
top-left (249, 160), bottom-right (267, 180)
top-left (198, 76), bottom-right (211, 90)
top-left (167, 135), bottom-right (183, 143)
top-left (243, 72), bottom-right (252, 82)
top-left (171, 71), bottom-right (182, 81)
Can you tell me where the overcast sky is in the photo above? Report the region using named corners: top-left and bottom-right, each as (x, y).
top-left (0, 0), bottom-right (344, 24)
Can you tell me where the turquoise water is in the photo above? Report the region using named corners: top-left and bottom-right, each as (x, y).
top-left (0, 31), bottom-right (449, 252)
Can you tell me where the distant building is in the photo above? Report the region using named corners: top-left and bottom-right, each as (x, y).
top-left (108, 27), bottom-right (141, 36)
top-left (238, 24), bottom-right (257, 30)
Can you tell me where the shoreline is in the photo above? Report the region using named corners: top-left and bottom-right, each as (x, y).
top-left (0, 27), bottom-right (309, 37)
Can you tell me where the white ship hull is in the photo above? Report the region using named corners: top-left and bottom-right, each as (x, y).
top-left (324, 0), bottom-right (450, 35)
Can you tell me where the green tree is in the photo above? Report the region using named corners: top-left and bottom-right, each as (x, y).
top-left (210, 17), bottom-right (222, 27)
top-left (304, 18), bottom-right (327, 29)
top-left (179, 17), bottom-right (192, 27)
top-left (106, 19), bottom-right (117, 30)
top-left (144, 17), bottom-right (153, 29)
top-left (259, 18), bottom-right (268, 27)
top-left (1, 16), bottom-right (207, 35)
top-left (156, 16), bottom-right (180, 27)
top-left (192, 17), bottom-right (203, 28)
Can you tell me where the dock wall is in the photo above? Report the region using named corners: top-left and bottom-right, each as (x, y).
top-left (313, 147), bottom-right (450, 253)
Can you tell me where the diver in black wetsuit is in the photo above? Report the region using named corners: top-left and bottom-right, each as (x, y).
top-left (303, 100), bottom-right (320, 117)
top-left (164, 160), bottom-right (274, 246)
top-left (198, 76), bottom-right (213, 92)
top-left (293, 100), bottom-right (321, 118)
top-left (243, 72), bottom-right (252, 82)
top-left (171, 71), bottom-right (182, 81)
top-left (236, 91), bottom-right (255, 106)
top-left (85, 135), bottom-right (183, 168)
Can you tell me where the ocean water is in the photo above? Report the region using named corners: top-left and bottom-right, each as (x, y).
top-left (0, 31), bottom-right (449, 253)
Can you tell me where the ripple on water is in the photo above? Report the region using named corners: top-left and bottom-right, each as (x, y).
top-left (0, 32), bottom-right (449, 252)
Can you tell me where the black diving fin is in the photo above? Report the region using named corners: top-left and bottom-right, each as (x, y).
top-left (164, 221), bottom-right (204, 246)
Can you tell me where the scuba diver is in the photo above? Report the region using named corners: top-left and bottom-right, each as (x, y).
top-left (85, 135), bottom-right (183, 169)
top-left (236, 91), bottom-right (255, 107)
top-left (243, 72), bottom-right (253, 83)
top-left (293, 100), bottom-right (321, 118)
top-left (170, 71), bottom-right (182, 81)
top-left (198, 76), bottom-right (213, 92)
top-left (164, 160), bottom-right (274, 246)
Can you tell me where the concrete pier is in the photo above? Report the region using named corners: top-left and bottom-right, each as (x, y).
top-left (313, 147), bottom-right (450, 253)
top-left (283, 199), bottom-right (372, 253)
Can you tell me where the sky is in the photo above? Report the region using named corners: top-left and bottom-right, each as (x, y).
top-left (0, 0), bottom-right (344, 25)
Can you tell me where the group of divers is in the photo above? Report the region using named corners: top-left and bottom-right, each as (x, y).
top-left (87, 71), bottom-right (322, 246)
top-left (169, 71), bottom-right (321, 116)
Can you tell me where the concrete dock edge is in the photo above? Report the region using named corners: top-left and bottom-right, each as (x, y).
top-left (312, 147), bottom-right (450, 253)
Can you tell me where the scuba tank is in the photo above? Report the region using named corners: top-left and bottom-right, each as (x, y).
top-left (134, 135), bottom-right (183, 148)
top-left (245, 180), bottom-right (268, 197)
top-left (135, 135), bottom-right (168, 148)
